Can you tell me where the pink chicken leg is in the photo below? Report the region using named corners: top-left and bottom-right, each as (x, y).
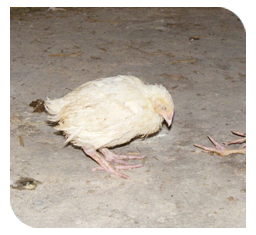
top-left (82, 147), bottom-right (145, 179)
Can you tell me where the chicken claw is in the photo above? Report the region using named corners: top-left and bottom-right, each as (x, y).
top-left (194, 131), bottom-right (246, 157)
top-left (82, 148), bottom-right (144, 179)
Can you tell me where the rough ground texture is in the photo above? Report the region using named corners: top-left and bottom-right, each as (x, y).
top-left (10, 8), bottom-right (246, 227)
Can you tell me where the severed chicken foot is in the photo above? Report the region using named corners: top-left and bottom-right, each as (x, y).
top-left (82, 147), bottom-right (145, 179)
top-left (194, 131), bottom-right (246, 157)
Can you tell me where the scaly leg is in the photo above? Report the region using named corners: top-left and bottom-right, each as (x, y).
top-left (194, 131), bottom-right (246, 157)
top-left (82, 148), bottom-right (143, 179)
top-left (99, 148), bottom-right (145, 165)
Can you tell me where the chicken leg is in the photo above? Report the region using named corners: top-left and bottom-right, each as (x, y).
top-left (194, 131), bottom-right (246, 157)
top-left (99, 148), bottom-right (145, 165)
top-left (82, 147), bottom-right (144, 179)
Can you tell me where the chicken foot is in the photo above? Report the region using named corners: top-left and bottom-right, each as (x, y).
top-left (99, 148), bottom-right (145, 165)
top-left (194, 131), bottom-right (246, 157)
top-left (82, 148), bottom-right (143, 179)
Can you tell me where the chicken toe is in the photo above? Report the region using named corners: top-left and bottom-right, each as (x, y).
top-left (82, 148), bottom-right (143, 179)
top-left (92, 164), bottom-right (143, 172)
top-left (223, 131), bottom-right (246, 146)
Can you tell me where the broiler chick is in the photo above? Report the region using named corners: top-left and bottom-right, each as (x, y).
top-left (194, 131), bottom-right (246, 157)
top-left (45, 75), bottom-right (174, 179)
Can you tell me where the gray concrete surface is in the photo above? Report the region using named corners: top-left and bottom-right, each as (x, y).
top-left (10, 7), bottom-right (246, 227)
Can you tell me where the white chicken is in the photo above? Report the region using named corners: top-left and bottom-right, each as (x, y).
top-left (45, 75), bottom-right (174, 179)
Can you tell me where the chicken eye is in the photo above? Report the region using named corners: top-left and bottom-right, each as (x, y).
top-left (162, 106), bottom-right (167, 111)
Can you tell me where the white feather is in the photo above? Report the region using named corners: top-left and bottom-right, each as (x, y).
top-left (45, 75), bottom-right (174, 150)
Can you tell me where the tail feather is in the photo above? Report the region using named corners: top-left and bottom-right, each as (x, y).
top-left (44, 98), bottom-right (67, 122)
top-left (64, 126), bottom-right (83, 144)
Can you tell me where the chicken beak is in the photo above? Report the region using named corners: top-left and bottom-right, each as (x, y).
top-left (163, 110), bottom-right (174, 127)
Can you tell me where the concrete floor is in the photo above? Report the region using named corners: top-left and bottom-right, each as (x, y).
top-left (10, 8), bottom-right (245, 227)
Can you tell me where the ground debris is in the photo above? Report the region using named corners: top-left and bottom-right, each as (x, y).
top-left (11, 177), bottom-right (42, 190)
top-left (18, 135), bottom-right (24, 147)
top-left (29, 99), bottom-right (45, 113)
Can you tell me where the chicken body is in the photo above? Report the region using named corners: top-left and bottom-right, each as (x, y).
top-left (45, 75), bottom-right (174, 179)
